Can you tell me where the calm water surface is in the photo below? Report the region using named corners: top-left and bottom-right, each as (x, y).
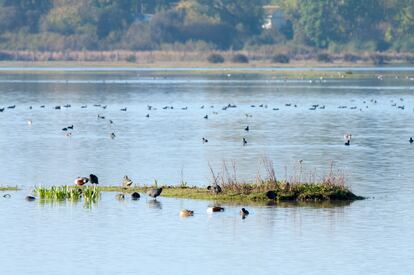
top-left (0, 69), bottom-right (413, 274)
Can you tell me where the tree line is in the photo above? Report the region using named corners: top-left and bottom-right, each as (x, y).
top-left (0, 0), bottom-right (413, 53)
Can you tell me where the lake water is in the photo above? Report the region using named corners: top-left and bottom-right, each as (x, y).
top-left (0, 68), bottom-right (414, 274)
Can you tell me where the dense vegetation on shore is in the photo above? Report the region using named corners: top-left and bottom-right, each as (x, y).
top-left (0, 0), bottom-right (414, 58)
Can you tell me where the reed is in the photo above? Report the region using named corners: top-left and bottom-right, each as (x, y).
top-left (34, 186), bottom-right (100, 203)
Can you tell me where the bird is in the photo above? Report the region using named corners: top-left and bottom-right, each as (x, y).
top-left (116, 194), bottom-right (125, 200)
top-left (110, 133), bottom-right (116, 139)
top-left (27, 120), bottom-right (32, 125)
top-left (266, 190), bottom-right (277, 200)
top-left (410, 137), bottom-right (413, 144)
top-left (109, 120), bottom-right (113, 124)
top-left (244, 126), bottom-right (249, 131)
top-left (67, 125), bottom-right (73, 129)
top-left (204, 114), bottom-right (208, 119)
top-left (243, 138), bottom-right (247, 146)
top-left (240, 208), bottom-right (249, 218)
top-left (55, 106), bottom-right (61, 110)
top-left (180, 209), bottom-right (194, 217)
top-left (89, 174), bottom-right (99, 185)
top-left (120, 107), bottom-right (127, 111)
top-left (206, 206), bottom-right (224, 213)
top-left (131, 192), bottom-right (140, 200)
top-left (207, 185), bottom-right (222, 194)
top-left (202, 137), bottom-right (208, 143)
top-left (344, 133), bottom-right (352, 146)
top-left (145, 114), bottom-right (150, 118)
top-left (75, 177), bottom-right (89, 186)
top-left (25, 196), bottom-right (36, 201)
top-left (147, 187), bottom-right (163, 200)
top-left (62, 127), bottom-right (68, 131)
top-left (0, 108), bottom-right (4, 112)
top-left (122, 175), bottom-right (133, 188)
top-left (3, 194), bottom-right (11, 198)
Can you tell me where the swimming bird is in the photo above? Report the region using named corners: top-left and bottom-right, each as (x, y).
top-left (81, 105), bottom-right (87, 108)
top-left (55, 106), bottom-right (61, 110)
top-left (243, 138), bottom-right (247, 146)
top-left (240, 208), bottom-right (249, 218)
top-left (147, 187), bottom-right (163, 200)
top-left (25, 195), bottom-right (36, 201)
top-left (40, 105), bottom-right (45, 108)
top-left (344, 133), bottom-right (352, 146)
top-left (89, 174), bottom-right (99, 185)
top-left (8, 105), bottom-right (15, 109)
top-left (0, 108), bottom-right (4, 112)
top-left (245, 126), bottom-right (249, 131)
top-left (180, 209), bottom-right (194, 217)
top-left (75, 177), bottom-right (89, 186)
top-left (202, 137), bottom-right (208, 143)
top-left (206, 206), bottom-right (224, 213)
top-left (109, 120), bottom-right (114, 124)
top-left (110, 132), bottom-right (116, 139)
top-left (145, 114), bottom-right (150, 118)
top-left (98, 114), bottom-right (105, 119)
top-left (27, 120), bottom-right (32, 125)
top-left (116, 194), bottom-right (125, 200)
top-left (207, 184), bottom-right (222, 194)
top-left (3, 194), bottom-right (11, 198)
top-left (204, 114), bottom-right (208, 119)
top-left (131, 192), bottom-right (140, 200)
top-left (62, 127), bottom-right (68, 131)
top-left (67, 125), bottom-right (73, 129)
top-left (410, 137), bottom-right (413, 144)
top-left (120, 107), bottom-right (127, 111)
top-left (122, 175), bottom-right (133, 188)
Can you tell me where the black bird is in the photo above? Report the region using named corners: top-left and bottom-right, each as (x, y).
top-left (55, 106), bottom-right (61, 110)
top-left (243, 138), bottom-right (247, 146)
top-left (207, 185), bottom-right (222, 194)
top-left (204, 114), bottom-right (208, 119)
top-left (0, 108), bottom-right (4, 112)
top-left (62, 127), bottom-right (68, 131)
top-left (109, 120), bottom-right (113, 124)
top-left (67, 125), bottom-right (74, 129)
top-left (345, 140), bottom-right (350, 146)
top-left (98, 114), bottom-right (105, 119)
top-left (202, 137), bottom-right (208, 143)
top-left (8, 105), bottom-right (15, 109)
top-left (266, 190), bottom-right (277, 200)
top-left (81, 105), bottom-right (87, 108)
top-left (240, 208), bottom-right (249, 219)
top-left (89, 174), bottom-right (99, 185)
top-left (244, 126), bottom-right (249, 131)
top-left (131, 192), bottom-right (140, 200)
top-left (120, 107), bottom-right (127, 111)
top-left (410, 137), bottom-right (413, 144)
top-left (147, 187), bottom-right (163, 200)
top-left (3, 194), bottom-right (11, 198)
top-left (145, 114), bottom-right (150, 118)
top-left (25, 195), bottom-right (36, 201)
top-left (40, 105), bottom-right (45, 108)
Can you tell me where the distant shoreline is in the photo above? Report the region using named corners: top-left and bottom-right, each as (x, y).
top-left (0, 61), bottom-right (413, 77)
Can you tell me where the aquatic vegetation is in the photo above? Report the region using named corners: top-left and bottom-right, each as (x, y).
top-left (0, 186), bottom-right (19, 191)
top-left (34, 186), bottom-right (100, 204)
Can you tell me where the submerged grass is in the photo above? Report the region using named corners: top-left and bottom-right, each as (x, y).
top-left (0, 186), bottom-right (20, 191)
top-left (34, 186), bottom-right (100, 205)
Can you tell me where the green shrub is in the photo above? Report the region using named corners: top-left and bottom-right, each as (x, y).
top-left (231, 53), bottom-right (249, 63)
top-left (317, 53), bottom-right (332, 63)
top-left (272, 54), bottom-right (290, 64)
top-left (125, 54), bottom-right (137, 63)
top-left (207, 53), bottom-right (225, 63)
